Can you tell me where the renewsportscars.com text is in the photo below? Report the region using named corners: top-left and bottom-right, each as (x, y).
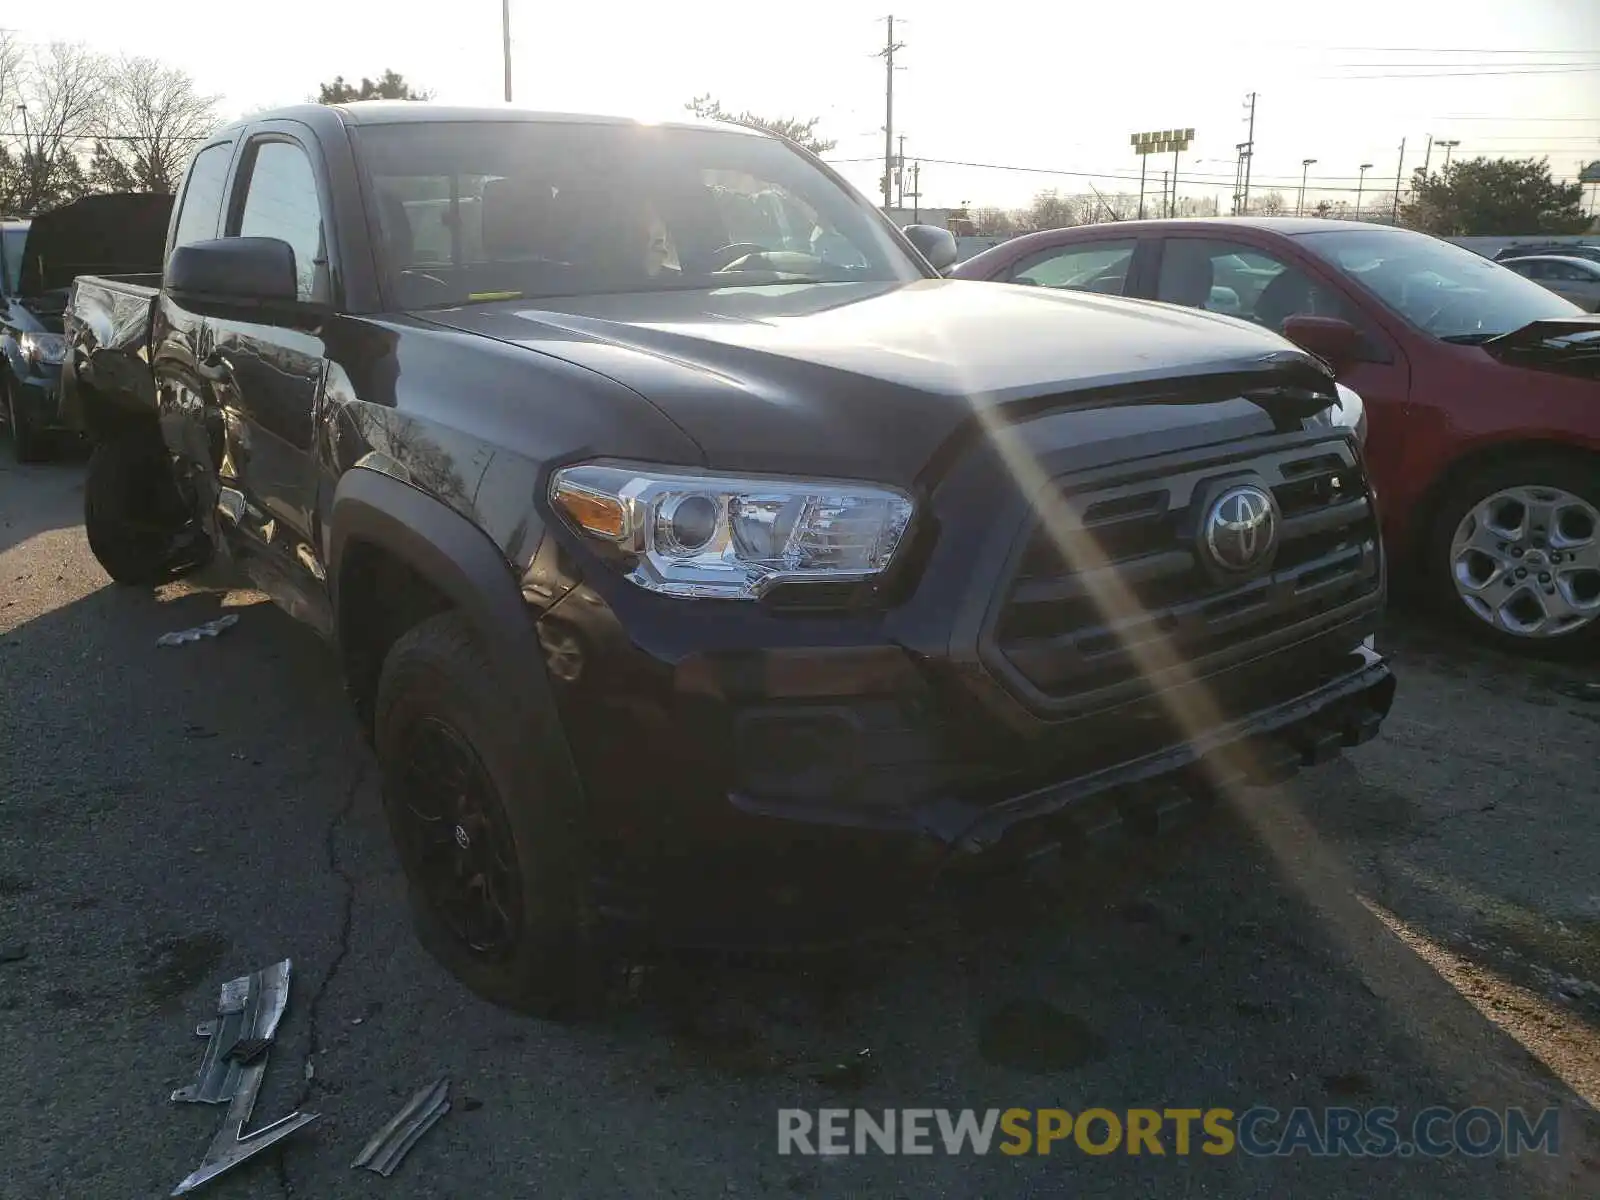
top-left (777, 1106), bottom-right (1561, 1158)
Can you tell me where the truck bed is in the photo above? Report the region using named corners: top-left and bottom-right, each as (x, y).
top-left (62, 274), bottom-right (163, 425)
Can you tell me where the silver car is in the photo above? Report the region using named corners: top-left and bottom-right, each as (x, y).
top-left (1499, 254), bottom-right (1600, 311)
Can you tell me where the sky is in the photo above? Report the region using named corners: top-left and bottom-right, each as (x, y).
top-left (4, 0), bottom-right (1598, 213)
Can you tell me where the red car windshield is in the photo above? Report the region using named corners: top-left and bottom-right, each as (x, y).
top-left (1299, 227), bottom-right (1581, 342)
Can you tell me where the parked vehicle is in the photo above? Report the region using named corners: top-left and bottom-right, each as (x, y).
top-left (1499, 255), bottom-right (1600, 311)
top-left (1, 195), bottom-right (172, 461)
top-left (1491, 242), bottom-right (1600, 266)
top-left (956, 219), bottom-right (1600, 654)
top-left (64, 104), bottom-right (1393, 1013)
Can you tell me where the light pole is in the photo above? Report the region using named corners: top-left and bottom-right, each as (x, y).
top-left (1298, 158), bottom-right (1317, 216)
top-left (502, 0), bottom-right (513, 102)
top-left (1355, 162), bottom-right (1373, 220)
top-left (1438, 138), bottom-right (1460, 169)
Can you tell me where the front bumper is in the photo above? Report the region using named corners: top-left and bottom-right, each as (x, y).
top-left (533, 426), bottom-right (1393, 937)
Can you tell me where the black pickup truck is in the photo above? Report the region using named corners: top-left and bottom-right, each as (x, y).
top-left (63, 101), bottom-right (1394, 1014)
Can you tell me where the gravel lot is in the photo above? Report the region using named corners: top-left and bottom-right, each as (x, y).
top-left (2, 452), bottom-right (1598, 1199)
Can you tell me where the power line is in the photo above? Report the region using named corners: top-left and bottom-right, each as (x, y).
top-left (826, 154), bottom-right (1588, 194)
top-left (1322, 65), bottom-right (1600, 79)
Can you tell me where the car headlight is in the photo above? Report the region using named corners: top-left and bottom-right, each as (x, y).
top-left (1309, 382), bottom-right (1367, 448)
top-left (19, 332), bottom-right (66, 369)
top-left (550, 461), bottom-right (916, 600)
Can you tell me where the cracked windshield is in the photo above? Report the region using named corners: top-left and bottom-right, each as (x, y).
top-left (1, 1), bottom-right (1597, 1198)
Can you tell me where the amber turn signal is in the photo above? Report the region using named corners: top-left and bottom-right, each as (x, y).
top-left (552, 480), bottom-right (627, 540)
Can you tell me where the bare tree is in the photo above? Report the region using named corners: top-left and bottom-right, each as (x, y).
top-left (98, 56), bottom-right (219, 193)
top-left (968, 206), bottom-right (1017, 237)
top-left (0, 33), bottom-right (22, 211)
top-left (10, 42), bottom-right (108, 213)
top-left (1021, 189), bottom-right (1079, 231)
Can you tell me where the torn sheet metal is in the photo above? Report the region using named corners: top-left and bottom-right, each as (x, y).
top-left (171, 1055), bottom-right (318, 1195)
top-left (352, 1077), bottom-right (451, 1177)
top-left (157, 613), bottom-right (240, 647)
top-left (173, 959), bottom-right (291, 1105)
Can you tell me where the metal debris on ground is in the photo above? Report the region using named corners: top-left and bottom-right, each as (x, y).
top-left (1556, 680), bottom-right (1600, 702)
top-left (352, 1077), bottom-right (452, 1177)
top-left (156, 614), bottom-right (240, 647)
top-left (170, 958), bottom-right (317, 1195)
top-left (171, 1052), bottom-right (318, 1195)
top-left (173, 959), bottom-right (291, 1104)
top-left (0, 943), bottom-right (26, 965)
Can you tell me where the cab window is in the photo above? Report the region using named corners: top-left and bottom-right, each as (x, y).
top-left (232, 139), bottom-right (328, 302)
top-left (169, 143), bottom-right (234, 258)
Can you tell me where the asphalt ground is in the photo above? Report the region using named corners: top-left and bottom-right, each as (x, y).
top-left (2, 450), bottom-right (1598, 1199)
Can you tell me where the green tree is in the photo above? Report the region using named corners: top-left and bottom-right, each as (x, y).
top-left (317, 69), bottom-right (431, 104)
top-left (1401, 157), bottom-right (1589, 236)
top-left (685, 95), bottom-right (835, 155)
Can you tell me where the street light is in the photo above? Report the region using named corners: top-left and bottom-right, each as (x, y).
top-left (1298, 158), bottom-right (1317, 217)
top-left (1355, 162), bottom-right (1373, 220)
top-left (502, 0), bottom-right (513, 102)
top-left (1438, 138), bottom-right (1460, 169)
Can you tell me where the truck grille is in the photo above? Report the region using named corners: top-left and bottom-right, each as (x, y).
top-left (987, 438), bottom-right (1380, 704)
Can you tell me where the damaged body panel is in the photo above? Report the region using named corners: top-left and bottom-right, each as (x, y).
top-left (170, 960), bottom-right (316, 1195)
top-left (352, 1077), bottom-right (451, 1176)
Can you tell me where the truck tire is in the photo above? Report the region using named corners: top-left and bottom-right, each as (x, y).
top-left (1425, 453), bottom-right (1600, 657)
top-left (5, 380), bottom-right (47, 464)
top-left (374, 610), bottom-right (601, 1017)
top-left (83, 436), bottom-right (191, 585)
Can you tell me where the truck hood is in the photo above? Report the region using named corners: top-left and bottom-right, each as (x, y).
top-left (419, 279), bottom-right (1333, 480)
top-left (17, 192), bottom-right (174, 297)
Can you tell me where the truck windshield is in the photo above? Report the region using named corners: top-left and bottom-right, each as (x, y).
top-left (353, 120), bottom-right (924, 308)
top-left (1, 225), bottom-right (26, 295)
top-left (1297, 227), bottom-right (1581, 343)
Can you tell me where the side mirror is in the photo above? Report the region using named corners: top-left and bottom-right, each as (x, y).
top-left (902, 224), bottom-right (958, 273)
top-left (1282, 314), bottom-right (1359, 376)
top-left (167, 237), bottom-right (310, 320)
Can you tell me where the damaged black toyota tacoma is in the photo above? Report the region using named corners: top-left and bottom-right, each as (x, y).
top-left (62, 102), bottom-right (1394, 1014)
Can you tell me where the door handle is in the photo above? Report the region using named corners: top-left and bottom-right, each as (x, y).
top-left (198, 354), bottom-right (235, 385)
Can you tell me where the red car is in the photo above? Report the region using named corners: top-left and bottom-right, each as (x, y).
top-left (954, 218), bottom-right (1600, 655)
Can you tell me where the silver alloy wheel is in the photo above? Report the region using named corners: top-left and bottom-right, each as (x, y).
top-left (1449, 484), bottom-right (1600, 638)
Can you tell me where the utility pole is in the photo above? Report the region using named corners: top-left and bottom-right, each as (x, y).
top-left (910, 161), bottom-right (921, 223)
top-left (502, 0), bottom-right (513, 102)
top-left (1232, 142), bottom-right (1248, 215)
top-left (1355, 162), bottom-right (1372, 219)
top-left (1438, 138), bottom-right (1459, 169)
top-left (877, 16), bottom-right (906, 212)
top-left (1393, 138), bottom-right (1406, 224)
top-left (896, 134), bottom-right (906, 207)
top-left (1298, 158), bottom-right (1316, 217)
top-left (1162, 170), bottom-right (1170, 219)
top-left (1421, 134), bottom-right (1433, 178)
top-left (1241, 92), bottom-right (1258, 215)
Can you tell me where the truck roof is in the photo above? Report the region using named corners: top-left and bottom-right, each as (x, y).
top-left (216, 101), bottom-right (766, 140)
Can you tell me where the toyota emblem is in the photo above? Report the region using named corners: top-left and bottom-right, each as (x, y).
top-left (1203, 485), bottom-right (1278, 573)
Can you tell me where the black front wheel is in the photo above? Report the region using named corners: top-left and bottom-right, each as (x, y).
top-left (374, 611), bottom-right (600, 1017)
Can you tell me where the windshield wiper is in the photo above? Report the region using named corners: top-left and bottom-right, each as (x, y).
top-left (1440, 332), bottom-right (1497, 345)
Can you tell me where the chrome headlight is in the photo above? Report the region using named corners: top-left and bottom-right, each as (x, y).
top-left (550, 461), bottom-right (915, 600)
top-left (19, 331), bottom-right (66, 369)
top-left (1309, 382), bottom-right (1367, 448)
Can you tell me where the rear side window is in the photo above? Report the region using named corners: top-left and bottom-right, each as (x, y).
top-left (170, 144), bottom-right (233, 256)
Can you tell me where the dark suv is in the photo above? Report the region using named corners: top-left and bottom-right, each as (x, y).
top-left (63, 103), bottom-right (1393, 1014)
